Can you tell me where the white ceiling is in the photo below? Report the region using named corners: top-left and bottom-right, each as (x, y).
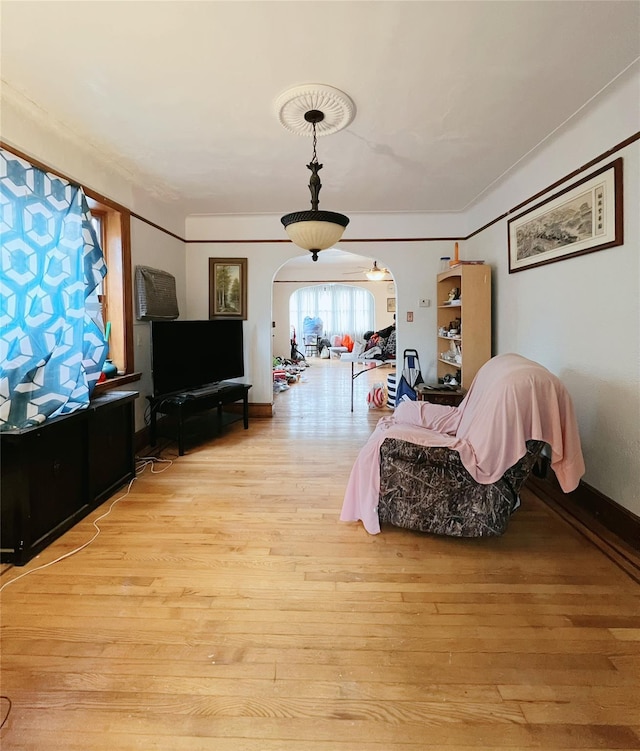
top-left (2, 1), bottom-right (639, 218)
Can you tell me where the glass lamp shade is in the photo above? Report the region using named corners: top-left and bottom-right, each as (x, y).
top-left (365, 269), bottom-right (386, 281)
top-left (281, 210), bottom-right (349, 254)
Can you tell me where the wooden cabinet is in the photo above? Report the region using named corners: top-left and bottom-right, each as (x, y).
top-left (0, 391), bottom-right (137, 565)
top-left (436, 265), bottom-right (491, 389)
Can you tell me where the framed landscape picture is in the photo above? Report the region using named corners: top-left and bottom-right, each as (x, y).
top-left (508, 158), bottom-right (623, 273)
top-left (209, 258), bottom-right (247, 319)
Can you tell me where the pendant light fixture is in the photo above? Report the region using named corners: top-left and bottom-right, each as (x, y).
top-left (276, 85), bottom-right (355, 262)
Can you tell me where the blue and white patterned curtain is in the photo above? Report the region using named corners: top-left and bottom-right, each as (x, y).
top-left (0, 148), bottom-right (108, 431)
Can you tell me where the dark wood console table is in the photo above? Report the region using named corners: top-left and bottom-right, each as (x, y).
top-left (147, 381), bottom-right (251, 456)
top-left (415, 384), bottom-right (466, 406)
top-left (1, 390), bottom-right (138, 565)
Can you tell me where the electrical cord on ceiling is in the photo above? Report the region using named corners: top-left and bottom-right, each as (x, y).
top-left (0, 456), bottom-right (172, 594)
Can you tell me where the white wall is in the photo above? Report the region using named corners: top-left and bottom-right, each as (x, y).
top-left (184, 237), bottom-right (295, 405)
top-left (186, 214), bottom-right (461, 403)
top-left (462, 64), bottom-right (640, 515)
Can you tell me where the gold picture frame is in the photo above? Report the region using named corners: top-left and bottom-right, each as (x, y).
top-left (209, 258), bottom-right (247, 319)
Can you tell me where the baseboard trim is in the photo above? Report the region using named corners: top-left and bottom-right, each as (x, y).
top-left (527, 474), bottom-right (640, 583)
top-left (250, 402), bottom-right (274, 418)
top-left (224, 402), bottom-right (274, 418)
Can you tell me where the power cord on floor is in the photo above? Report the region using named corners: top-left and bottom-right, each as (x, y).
top-left (0, 696), bottom-right (11, 729)
top-left (135, 455), bottom-right (174, 472)
top-left (0, 456), bottom-right (172, 594)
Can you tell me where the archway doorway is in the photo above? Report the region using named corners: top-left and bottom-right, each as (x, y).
top-left (272, 249), bottom-right (396, 411)
top-left (272, 249), bottom-right (395, 360)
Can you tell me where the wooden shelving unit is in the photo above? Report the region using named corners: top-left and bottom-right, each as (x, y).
top-left (436, 265), bottom-right (492, 389)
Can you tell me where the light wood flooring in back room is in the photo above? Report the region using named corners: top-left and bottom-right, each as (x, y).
top-left (1, 357), bottom-right (639, 750)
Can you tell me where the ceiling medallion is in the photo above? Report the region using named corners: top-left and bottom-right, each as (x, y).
top-left (277, 85), bottom-right (355, 262)
top-left (275, 84), bottom-right (356, 137)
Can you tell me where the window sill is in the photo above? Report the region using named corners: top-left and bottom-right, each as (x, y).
top-left (93, 372), bottom-right (142, 394)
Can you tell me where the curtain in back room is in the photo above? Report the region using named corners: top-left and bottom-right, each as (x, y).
top-left (0, 148), bottom-right (108, 430)
top-left (290, 284), bottom-right (375, 345)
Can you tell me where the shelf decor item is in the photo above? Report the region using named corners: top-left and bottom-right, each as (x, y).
top-left (101, 359), bottom-right (118, 378)
top-left (508, 157), bottom-right (623, 273)
top-left (209, 258), bottom-right (248, 320)
top-left (449, 241), bottom-right (460, 267)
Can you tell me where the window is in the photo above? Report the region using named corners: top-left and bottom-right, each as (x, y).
top-left (86, 195), bottom-right (134, 382)
top-left (87, 211), bottom-right (106, 329)
top-left (290, 284), bottom-right (375, 342)
top-left (0, 143), bottom-right (137, 391)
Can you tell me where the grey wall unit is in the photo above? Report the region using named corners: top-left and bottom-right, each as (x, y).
top-left (1, 391), bottom-right (138, 566)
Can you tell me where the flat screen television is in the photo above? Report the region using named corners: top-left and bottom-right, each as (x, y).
top-left (151, 320), bottom-right (244, 396)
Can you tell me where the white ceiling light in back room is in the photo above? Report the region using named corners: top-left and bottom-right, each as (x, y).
top-left (277, 84), bottom-right (355, 262)
top-left (365, 261), bottom-right (389, 282)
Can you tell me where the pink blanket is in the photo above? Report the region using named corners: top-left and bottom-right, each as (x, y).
top-left (340, 353), bottom-right (585, 534)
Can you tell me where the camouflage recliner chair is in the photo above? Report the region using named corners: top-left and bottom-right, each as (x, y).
top-left (341, 353), bottom-right (584, 537)
top-left (378, 438), bottom-right (546, 537)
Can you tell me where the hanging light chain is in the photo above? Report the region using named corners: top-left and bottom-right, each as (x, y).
top-left (279, 89), bottom-right (352, 262)
top-left (311, 121), bottom-right (319, 164)
top-left (306, 118), bottom-right (323, 212)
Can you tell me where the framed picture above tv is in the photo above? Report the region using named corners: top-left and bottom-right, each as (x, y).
top-left (209, 257), bottom-right (247, 319)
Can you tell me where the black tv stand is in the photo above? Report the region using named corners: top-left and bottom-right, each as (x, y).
top-left (147, 381), bottom-right (251, 456)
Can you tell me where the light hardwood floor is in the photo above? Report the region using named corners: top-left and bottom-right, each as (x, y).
top-left (1, 358), bottom-right (639, 750)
